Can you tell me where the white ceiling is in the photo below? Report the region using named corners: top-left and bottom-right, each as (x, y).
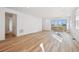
top-left (8, 7), bottom-right (77, 18)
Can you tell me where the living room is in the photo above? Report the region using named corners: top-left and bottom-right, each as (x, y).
top-left (0, 7), bottom-right (79, 52)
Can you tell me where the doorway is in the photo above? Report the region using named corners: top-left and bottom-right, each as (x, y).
top-left (5, 12), bottom-right (17, 39)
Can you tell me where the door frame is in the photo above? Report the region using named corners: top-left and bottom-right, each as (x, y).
top-left (5, 12), bottom-right (17, 37)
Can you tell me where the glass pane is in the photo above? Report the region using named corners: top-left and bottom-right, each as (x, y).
top-left (51, 19), bottom-right (67, 32)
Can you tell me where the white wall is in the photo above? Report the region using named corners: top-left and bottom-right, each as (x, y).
top-left (17, 12), bottom-right (42, 36)
top-left (0, 8), bottom-right (42, 40)
top-left (0, 8), bottom-right (5, 40)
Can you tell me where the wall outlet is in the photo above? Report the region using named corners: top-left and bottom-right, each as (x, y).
top-left (19, 29), bottom-right (24, 33)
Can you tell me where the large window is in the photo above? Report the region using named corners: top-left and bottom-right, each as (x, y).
top-left (51, 19), bottom-right (67, 32)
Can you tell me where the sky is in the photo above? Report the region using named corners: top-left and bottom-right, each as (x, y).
top-left (51, 19), bottom-right (67, 25)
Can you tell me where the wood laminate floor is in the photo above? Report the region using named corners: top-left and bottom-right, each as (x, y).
top-left (5, 32), bottom-right (16, 39)
top-left (0, 31), bottom-right (79, 52)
